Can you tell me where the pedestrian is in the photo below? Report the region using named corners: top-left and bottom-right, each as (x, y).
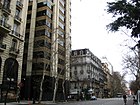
top-left (123, 94), bottom-right (127, 105)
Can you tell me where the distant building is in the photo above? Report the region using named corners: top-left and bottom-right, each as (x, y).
top-left (102, 63), bottom-right (113, 97)
top-left (0, 0), bottom-right (28, 100)
top-left (70, 49), bottom-right (107, 98)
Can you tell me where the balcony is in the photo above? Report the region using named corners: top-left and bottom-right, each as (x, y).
top-left (10, 30), bottom-right (22, 40)
top-left (9, 47), bottom-right (19, 55)
top-left (12, 30), bottom-right (20, 37)
top-left (0, 43), bottom-right (6, 51)
top-left (0, 20), bottom-right (11, 33)
top-left (14, 15), bottom-right (22, 23)
top-left (16, 1), bottom-right (23, 9)
top-left (2, 5), bottom-right (11, 14)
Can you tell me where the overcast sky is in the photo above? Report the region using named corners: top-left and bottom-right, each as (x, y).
top-left (71, 0), bottom-right (136, 82)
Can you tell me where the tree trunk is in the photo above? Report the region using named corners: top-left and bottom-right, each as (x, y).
top-left (53, 78), bottom-right (58, 102)
top-left (62, 79), bottom-right (66, 102)
top-left (38, 72), bottom-right (45, 104)
top-left (38, 64), bottom-right (48, 103)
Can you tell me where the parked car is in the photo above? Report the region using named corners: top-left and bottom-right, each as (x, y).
top-left (91, 96), bottom-right (97, 100)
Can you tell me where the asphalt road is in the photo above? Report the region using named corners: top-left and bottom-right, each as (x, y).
top-left (0, 98), bottom-right (134, 105)
top-left (57, 98), bottom-right (133, 105)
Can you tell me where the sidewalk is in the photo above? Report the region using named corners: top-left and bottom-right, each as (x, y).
top-left (127, 99), bottom-right (134, 105)
top-left (0, 101), bottom-right (57, 105)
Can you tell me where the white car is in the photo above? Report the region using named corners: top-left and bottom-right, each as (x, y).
top-left (91, 96), bottom-right (97, 100)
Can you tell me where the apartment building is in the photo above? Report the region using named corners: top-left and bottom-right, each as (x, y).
top-left (70, 49), bottom-right (107, 99)
top-left (22, 0), bottom-right (71, 100)
top-left (0, 0), bottom-right (28, 100)
top-left (102, 63), bottom-right (113, 97)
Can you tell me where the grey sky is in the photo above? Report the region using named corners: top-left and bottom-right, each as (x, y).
top-left (71, 0), bottom-right (135, 82)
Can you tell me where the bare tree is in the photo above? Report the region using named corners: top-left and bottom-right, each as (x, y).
top-left (38, 64), bottom-right (49, 103)
top-left (112, 72), bottom-right (127, 97)
top-left (52, 57), bottom-right (70, 102)
top-left (122, 45), bottom-right (140, 80)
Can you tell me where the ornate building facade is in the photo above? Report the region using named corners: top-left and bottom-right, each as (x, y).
top-left (0, 0), bottom-right (28, 100)
top-left (70, 49), bottom-right (107, 99)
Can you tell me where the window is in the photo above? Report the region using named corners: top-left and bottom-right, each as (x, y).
top-left (58, 49), bottom-right (65, 56)
top-left (13, 23), bottom-right (18, 33)
top-left (46, 1), bottom-right (52, 9)
top-left (27, 14), bottom-right (31, 20)
top-left (74, 66), bottom-right (77, 70)
top-left (74, 51), bottom-right (77, 56)
top-left (88, 75), bottom-right (90, 79)
top-left (45, 29), bottom-right (51, 37)
top-left (59, 14), bottom-right (65, 21)
top-left (36, 19), bottom-right (51, 28)
top-left (58, 30), bottom-right (64, 37)
top-left (0, 36), bottom-right (3, 43)
top-left (28, 5), bottom-right (32, 10)
top-left (58, 58), bottom-right (65, 65)
top-left (1, 15), bottom-right (7, 26)
top-left (3, 0), bottom-right (10, 9)
top-left (46, 10), bottom-right (52, 18)
top-left (45, 40), bottom-right (51, 49)
top-left (11, 39), bottom-right (17, 50)
top-left (80, 70), bottom-right (84, 74)
top-left (58, 39), bottom-right (64, 46)
top-left (80, 50), bottom-right (83, 55)
top-left (15, 9), bottom-right (20, 17)
top-left (37, 10), bottom-right (52, 18)
top-left (74, 70), bottom-right (77, 75)
top-left (26, 23), bottom-right (30, 29)
top-left (35, 29), bottom-right (51, 38)
top-left (37, 1), bottom-right (52, 9)
top-left (60, 0), bottom-right (65, 6)
top-left (45, 19), bottom-right (51, 27)
top-left (37, 51), bottom-right (44, 58)
top-left (34, 40), bottom-right (44, 48)
top-left (44, 52), bottom-right (51, 60)
top-left (59, 6), bottom-right (65, 14)
top-left (59, 22), bottom-right (64, 29)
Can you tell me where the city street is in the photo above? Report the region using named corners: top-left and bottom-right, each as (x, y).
top-left (57, 98), bottom-right (133, 105)
top-left (0, 98), bottom-right (134, 105)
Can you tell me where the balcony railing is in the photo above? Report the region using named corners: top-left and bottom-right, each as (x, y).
top-left (0, 43), bottom-right (6, 51)
top-left (16, 1), bottom-right (23, 9)
top-left (2, 5), bottom-right (11, 14)
top-left (0, 20), bottom-right (11, 32)
top-left (11, 30), bottom-right (20, 37)
top-left (14, 15), bottom-right (22, 22)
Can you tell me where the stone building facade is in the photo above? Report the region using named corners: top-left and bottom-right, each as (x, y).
top-left (70, 49), bottom-right (107, 99)
top-left (0, 0), bottom-right (28, 100)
